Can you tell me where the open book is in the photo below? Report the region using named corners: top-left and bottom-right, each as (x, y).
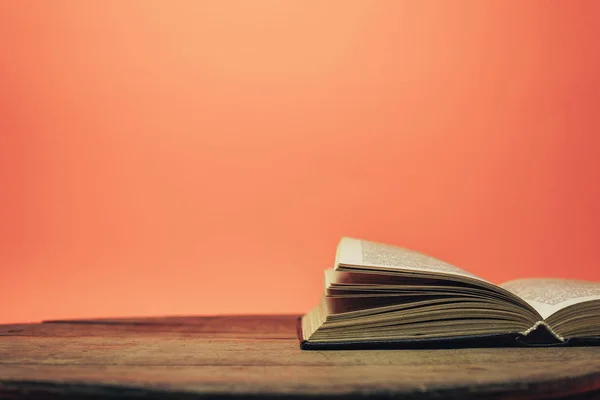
top-left (300, 238), bottom-right (600, 349)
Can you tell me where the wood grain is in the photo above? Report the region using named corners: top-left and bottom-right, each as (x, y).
top-left (1, 315), bottom-right (600, 399)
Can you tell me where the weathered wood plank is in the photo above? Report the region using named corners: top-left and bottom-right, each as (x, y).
top-left (44, 315), bottom-right (298, 328)
top-left (2, 363), bottom-right (600, 399)
top-left (1, 315), bottom-right (600, 399)
top-left (2, 336), bottom-right (599, 367)
top-left (0, 315), bottom-right (298, 339)
top-left (1, 363), bottom-right (600, 398)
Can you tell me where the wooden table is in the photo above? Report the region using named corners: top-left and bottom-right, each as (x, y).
top-left (1, 315), bottom-right (600, 399)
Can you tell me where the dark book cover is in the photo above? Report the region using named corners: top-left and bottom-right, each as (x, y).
top-left (297, 318), bottom-right (600, 350)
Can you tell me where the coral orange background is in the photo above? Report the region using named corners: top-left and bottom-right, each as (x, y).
top-left (1, 1), bottom-right (599, 324)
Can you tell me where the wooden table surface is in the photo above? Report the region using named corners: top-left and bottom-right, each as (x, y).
top-left (1, 315), bottom-right (600, 399)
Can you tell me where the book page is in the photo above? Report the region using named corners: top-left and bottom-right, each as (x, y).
top-left (500, 278), bottom-right (600, 319)
top-left (336, 237), bottom-right (487, 282)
